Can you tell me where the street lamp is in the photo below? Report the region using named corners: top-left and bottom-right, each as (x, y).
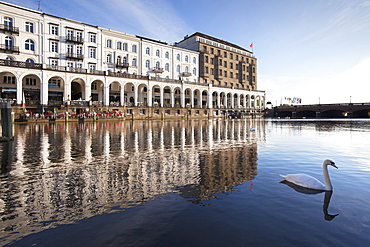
top-left (350, 96), bottom-right (352, 104)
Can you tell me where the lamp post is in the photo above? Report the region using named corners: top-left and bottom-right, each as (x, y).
top-left (350, 96), bottom-right (352, 104)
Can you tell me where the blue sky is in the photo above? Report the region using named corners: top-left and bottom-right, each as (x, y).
top-left (6, 0), bottom-right (370, 104)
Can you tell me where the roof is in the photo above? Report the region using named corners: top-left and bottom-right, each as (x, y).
top-left (179, 32), bottom-right (252, 53)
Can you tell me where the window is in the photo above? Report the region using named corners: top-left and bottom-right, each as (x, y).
top-left (51, 41), bottom-right (58, 53)
top-left (5, 36), bottom-right (13, 47)
top-left (89, 47), bottom-right (96, 58)
top-left (155, 61), bottom-right (160, 68)
top-left (224, 52), bottom-right (227, 57)
top-left (90, 33), bottom-right (96, 43)
top-left (132, 45), bottom-right (137, 53)
top-left (185, 66), bottom-right (189, 72)
top-left (106, 54), bottom-right (112, 63)
top-left (224, 71), bottom-right (227, 77)
top-left (51, 60), bottom-right (58, 66)
top-left (156, 49), bottom-right (160, 57)
top-left (165, 51), bottom-right (169, 59)
top-left (224, 61), bottom-right (227, 67)
top-left (67, 44), bottom-right (73, 53)
top-left (230, 53), bottom-right (233, 59)
top-left (230, 72), bottom-right (233, 78)
top-left (176, 65), bottom-right (180, 73)
top-left (91, 81), bottom-right (97, 90)
top-left (193, 57), bottom-right (196, 63)
top-left (107, 39), bottom-right (112, 48)
top-left (25, 78), bottom-right (36, 86)
top-left (25, 22), bottom-right (34, 33)
top-left (123, 56), bottom-right (127, 64)
top-left (145, 60), bottom-right (150, 68)
top-left (210, 68), bottom-right (214, 75)
top-left (132, 58), bottom-right (137, 66)
top-left (230, 62), bottom-right (233, 69)
top-left (177, 54), bottom-right (180, 61)
top-left (67, 62), bottom-right (73, 67)
top-left (210, 58), bottom-right (214, 64)
top-left (26, 58), bottom-right (34, 63)
top-left (117, 41), bottom-right (122, 50)
top-left (193, 68), bottom-right (196, 75)
top-left (67, 29), bottom-right (73, 39)
top-left (77, 63), bottom-right (82, 68)
top-left (89, 64), bottom-right (96, 70)
top-left (236, 55), bottom-right (239, 60)
top-left (210, 48), bottom-right (214, 54)
top-left (205, 56), bottom-right (209, 63)
top-left (3, 76), bottom-right (15, 84)
top-left (165, 63), bottom-right (169, 71)
top-left (4, 17), bottom-right (13, 27)
top-left (76, 46), bottom-right (82, 55)
top-left (185, 55), bottom-right (189, 62)
top-left (123, 43), bottom-right (128, 51)
top-left (25, 39), bottom-right (35, 51)
top-left (76, 31), bottom-right (82, 41)
top-left (146, 47), bottom-right (150, 55)
top-left (205, 67), bottom-right (209, 73)
top-left (51, 25), bottom-right (58, 35)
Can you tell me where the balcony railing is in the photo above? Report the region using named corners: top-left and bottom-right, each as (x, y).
top-left (0, 24), bottom-right (19, 34)
top-left (116, 62), bottom-right (129, 68)
top-left (65, 36), bottom-right (84, 44)
top-left (182, 72), bottom-right (192, 77)
top-left (153, 68), bottom-right (164, 73)
top-left (65, 53), bottom-right (84, 60)
top-left (0, 59), bottom-right (42, 69)
top-left (107, 72), bottom-right (149, 80)
top-left (0, 44), bottom-right (19, 54)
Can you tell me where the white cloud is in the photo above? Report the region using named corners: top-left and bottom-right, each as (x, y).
top-left (260, 58), bottom-right (370, 105)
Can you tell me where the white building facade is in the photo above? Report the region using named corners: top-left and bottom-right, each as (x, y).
top-left (0, 1), bottom-right (265, 111)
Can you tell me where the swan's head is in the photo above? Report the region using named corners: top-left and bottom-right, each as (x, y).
top-left (324, 159), bottom-right (338, 169)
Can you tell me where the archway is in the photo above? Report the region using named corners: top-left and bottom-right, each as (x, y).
top-left (48, 76), bottom-right (65, 105)
top-left (109, 81), bottom-right (121, 106)
top-left (22, 74), bottom-right (41, 106)
top-left (0, 71), bottom-right (17, 101)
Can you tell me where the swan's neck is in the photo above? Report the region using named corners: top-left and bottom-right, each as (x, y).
top-left (322, 164), bottom-right (332, 191)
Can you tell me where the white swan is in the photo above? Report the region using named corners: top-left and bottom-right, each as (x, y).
top-left (280, 159), bottom-right (338, 191)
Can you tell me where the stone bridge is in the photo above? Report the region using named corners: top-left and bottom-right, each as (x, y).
top-left (273, 103), bottom-right (370, 118)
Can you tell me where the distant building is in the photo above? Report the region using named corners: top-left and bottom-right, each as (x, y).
top-left (0, 1), bottom-right (264, 112)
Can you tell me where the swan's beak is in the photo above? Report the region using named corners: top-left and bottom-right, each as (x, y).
top-left (332, 163), bottom-right (338, 169)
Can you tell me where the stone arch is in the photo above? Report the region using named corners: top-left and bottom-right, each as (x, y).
top-left (0, 71), bottom-right (17, 103)
top-left (47, 76), bottom-right (65, 105)
top-left (184, 87), bottom-right (192, 107)
top-left (201, 90), bottom-right (208, 108)
top-left (227, 93), bottom-right (232, 108)
top-left (137, 83), bottom-right (148, 106)
top-left (124, 82), bottom-right (135, 106)
top-left (163, 85), bottom-right (171, 107)
top-left (193, 89), bottom-right (200, 108)
top-left (71, 78), bottom-right (86, 100)
top-left (152, 84), bottom-right (161, 106)
top-left (212, 91), bottom-right (219, 108)
top-left (21, 73), bottom-right (41, 106)
top-left (109, 80), bottom-right (121, 106)
top-left (91, 79), bottom-right (104, 105)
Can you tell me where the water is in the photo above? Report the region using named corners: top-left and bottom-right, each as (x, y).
top-left (0, 119), bottom-right (369, 246)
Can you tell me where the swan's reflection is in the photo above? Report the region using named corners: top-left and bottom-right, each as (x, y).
top-left (280, 180), bottom-right (339, 221)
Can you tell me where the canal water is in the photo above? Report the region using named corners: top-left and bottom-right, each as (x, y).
top-left (0, 119), bottom-right (369, 246)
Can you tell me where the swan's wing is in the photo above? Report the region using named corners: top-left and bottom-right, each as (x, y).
top-left (282, 173), bottom-right (326, 190)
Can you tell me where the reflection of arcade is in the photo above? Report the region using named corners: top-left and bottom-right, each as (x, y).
top-left (180, 145), bottom-right (258, 202)
top-left (0, 119), bottom-right (266, 245)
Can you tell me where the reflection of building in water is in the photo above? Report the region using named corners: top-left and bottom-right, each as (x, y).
top-left (0, 119), bottom-right (265, 245)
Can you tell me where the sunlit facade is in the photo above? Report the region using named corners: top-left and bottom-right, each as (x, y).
top-left (0, 1), bottom-right (265, 114)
